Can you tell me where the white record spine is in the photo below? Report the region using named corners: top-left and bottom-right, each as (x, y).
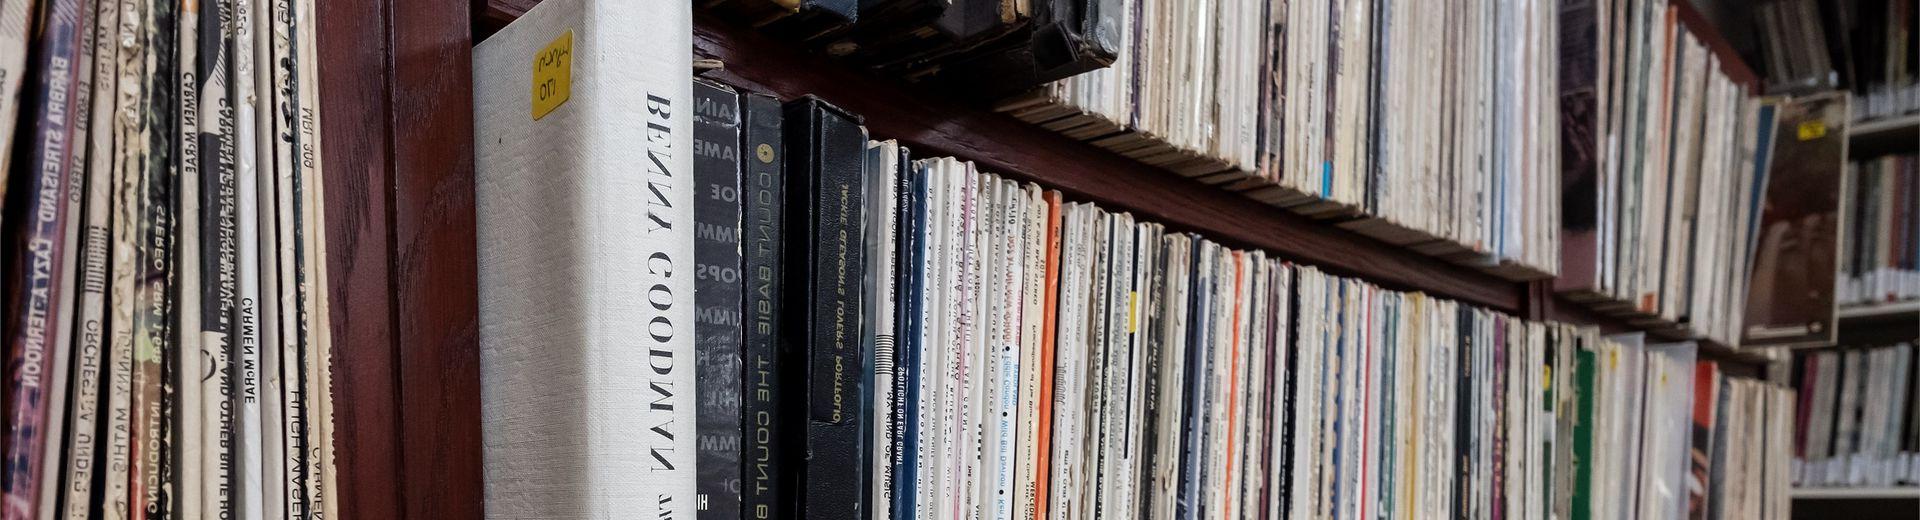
top-left (474, 0), bottom-right (698, 515)
top-left (867, 140), bottom-right (900, 520)
top-left (174, 0), bottom-right (205, 512)
top-left (61, 0), bottom-right (121, 514)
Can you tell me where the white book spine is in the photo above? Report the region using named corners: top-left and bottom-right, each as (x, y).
top-left (255, 0), bottom-right (287, 504)
top-left (38, 14), bottom-right (94, 516)
top-left (61, 0), bottom-right (120, 513)
top-left (474, 0), bottom-right (697, 515)
top-left (990, 180), bottom-right (1023, 520)
top-left (292, 0), bottom-right (337, 511)
top-left (173, 0), bottom-right (206, 512)
top-left (867, 141), bottom-right (901, 520)
top-left (232, 0), bottom-right (268, 514)
top-left (1012, 185), bottom-right (1046, 520)
top-left (1048, 205), bottom-right (1087, 520)
top-left (915, 160), bottom-right (944, 520)
top-left (939, 159), bottom-right (966, 520)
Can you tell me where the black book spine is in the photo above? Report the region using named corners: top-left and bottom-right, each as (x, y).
top-left (1136, 233), bottom-right (1169, 516)
top-left (1276, 265), bottom-right (1298, 519)
top-left (694, 79), bottom-right (745, 520)
top-left (1175, 238), bottom-right (1209, 520)
top-left (1454, 308), bottom-right (1475, 520)
top-left (888, 146), bottom-right (918, 520)
top-left (782, 97), bottom-right (870, 520)
top-left (740, 91), bottom-right (788, 520)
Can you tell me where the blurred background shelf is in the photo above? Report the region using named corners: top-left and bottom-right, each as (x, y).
top-left (1850, 113), bottom-right (1920, 158)
top-left (1792, 486), bottom-right (1920, 500)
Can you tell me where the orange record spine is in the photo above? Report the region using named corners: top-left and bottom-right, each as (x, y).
top-left (1031, 192), bottom-right (1063, 520)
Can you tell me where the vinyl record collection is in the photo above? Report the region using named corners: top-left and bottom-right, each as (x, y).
top-left (1842, 0), bottom-right (1919, 122)
top-left (993, 0), bottom-right (1562, 279)
top-left (0, 0), bottom-right (339, 517)
top-left (1840, 153), bottom-right (1920, 306)
top-left (471, 3), bottom-right (1800, 515)
top-left (1557, 0), bottom-right (1780, 347)
top-left (1791, 344), bottom-right (1920, 488)
top-left (1752, 0), bottom-right (1836, 94)
top-left (704, 0), bottom-right (1123, 96)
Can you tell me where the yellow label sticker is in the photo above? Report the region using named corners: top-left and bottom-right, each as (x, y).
top-left (756, 143), bottom-right (775, 164)
top-left (1797, 120), bottom-right (1827, 141)
top-left (1128, 292), bottom-right (1140, 333)
top-left (531, 30), bottom-right (574, 121)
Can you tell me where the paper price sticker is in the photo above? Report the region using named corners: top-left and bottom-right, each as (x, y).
top-left (1796, 120), bottom-right (1827, 141)
top-left (1127, 292), bottom-right (1140, 333)
top-left (532, 30), bottom-right (574, 121)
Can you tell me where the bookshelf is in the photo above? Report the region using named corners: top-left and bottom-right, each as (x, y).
top-left (318, 0), bottom-right (481, 517)
top-left (314, 0), bottom-right (1785, 517)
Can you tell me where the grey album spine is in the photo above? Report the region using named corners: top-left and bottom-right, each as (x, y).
top-left (739, 90), bottom-right (789, 520)
top-left (694, 78), bottom-right (745, 520)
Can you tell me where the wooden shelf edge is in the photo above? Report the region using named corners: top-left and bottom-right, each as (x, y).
top-left (1792, 486), bottom-right (1920, 500)
top-left (1838, 300), bottom-right (1920, 320)
top-left (1545, 294), bottom-right (1776, 368)
top-left (1851, 113), bottom-right (1920, 137)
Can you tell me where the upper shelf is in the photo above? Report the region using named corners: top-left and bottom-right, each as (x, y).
top-left (477, 0), bottom-right (1784, 367)
top-left (1791, 486), bottom-right (1920, 500)
top-left (1850, 113), bottom-right (1920, 158)
top-left (478, 2), bottom-right (1528, 312)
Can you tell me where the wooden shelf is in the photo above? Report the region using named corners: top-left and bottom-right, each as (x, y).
top-left (320, 0), bottom-right (482, 517)
top-left (1852, 113), bottom-right (1920, 136)
top-left (1838, 300), bottom-right (1920, 320)
top-left (1834, 301), bottom-right (1920, 346)
top-left (1849, 113), bottom-right (1920, 158)
top-left (479, 0), bottom-right (1787, 371)
top-left (480, 2), bottom-right (1530, 312)
top-left (1792, 486), bottom-right (1920, 500)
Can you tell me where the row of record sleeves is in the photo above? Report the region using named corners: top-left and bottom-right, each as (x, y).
top-left (1840, 153), bottom-right (1920, 307)
top-left (1791, 343), bottom-right (1920, 489)
top-left (470, 5), bottom-right (1797, 515)
top-left (682, 0), bottom-right (1858, 350)
top-left (1559, 0), bottom-right (1850, 349)
top-left (995, 0), bottom-right (1562, 280)
top-left (0, 0), bottom-right (341, 517)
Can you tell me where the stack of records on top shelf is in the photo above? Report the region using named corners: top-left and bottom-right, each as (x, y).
top-left (2, 0), bottom-right (342, 517)
top-left (993, 0), bottom-right (1562, 280)
top-left (1842, 0), bottom-right (1918, 122)
top-left (1558, 0), bottom-right (1783, 348)
top-left (1753, 0), bottom-right (1839, 95)
top-left (1839, 153), bottom-right (1920, 306)
top-left (469, 9), bottom-right (1808, 509)
top-left (702, 0), bottom-right (1123, 97)
top-left (1791, 344), bottom-right (1920, 488)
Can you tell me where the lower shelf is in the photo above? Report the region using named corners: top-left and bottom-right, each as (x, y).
top-left (1791, 486), bottom-right (1920, 500)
